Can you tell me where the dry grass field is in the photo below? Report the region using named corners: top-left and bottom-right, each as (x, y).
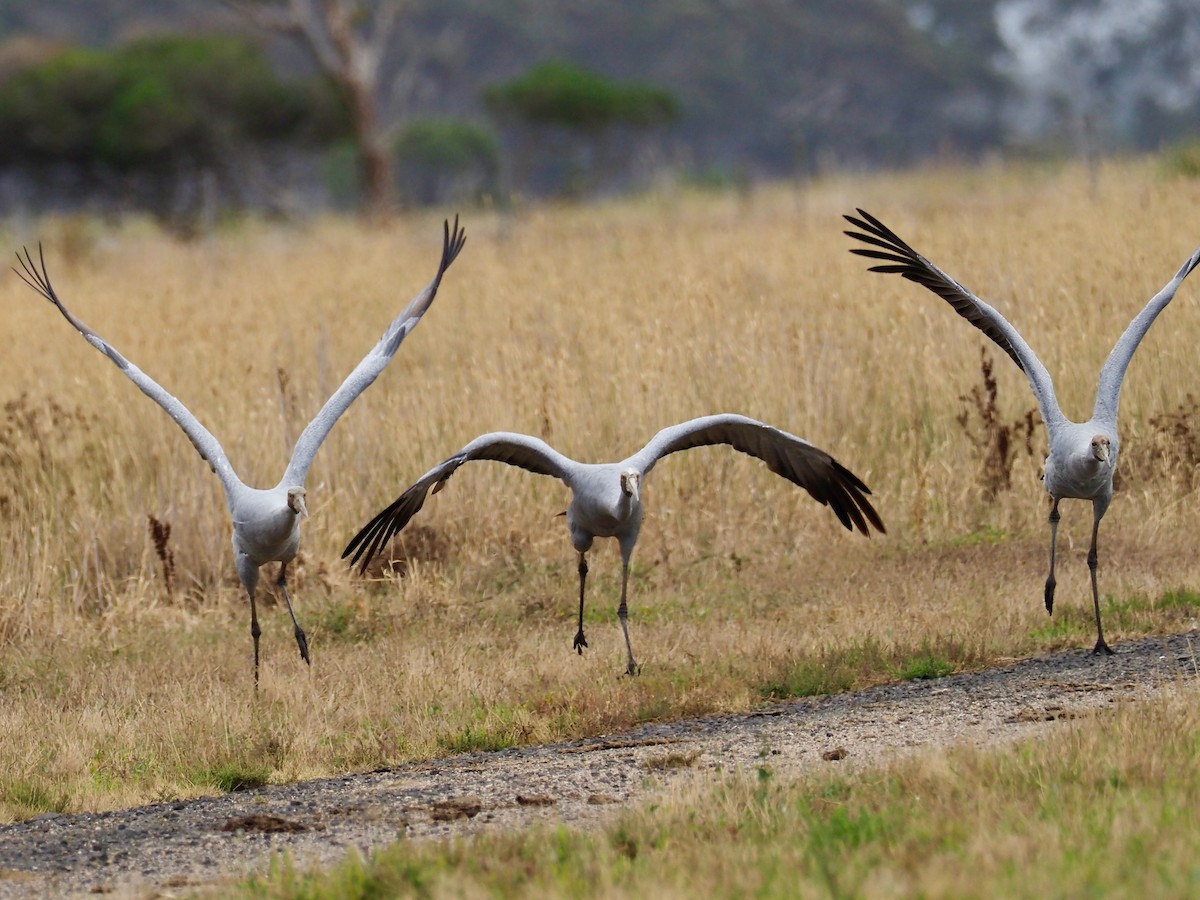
top-left (2, 158), bottom-right (1200, 824)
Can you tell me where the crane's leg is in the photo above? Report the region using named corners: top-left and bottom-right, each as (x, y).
top-left (1088, 508), bottom-right (1112, 656)
top-left (248, 589), bottom-right (262, 691)
top-left (1044, 499), bottom-right (1061, 615)
top-left (617, 558), bottom-right (638, 676)
top-left (277, 562), bottom-right (311, 666)
top-left (573, 552), bottom-right (589, 654)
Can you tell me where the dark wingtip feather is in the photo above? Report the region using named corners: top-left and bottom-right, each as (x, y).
top-left (12, 243), bottom-right (54, 302)
top-left (440, 214), bottom-right (467, 276)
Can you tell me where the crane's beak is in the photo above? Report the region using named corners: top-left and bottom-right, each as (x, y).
top-left (1091, 437), bottom-right (1111, 463)
top-left (620, 470), bottom-right (640, 502)
top-left (289, 488), bottom-right (309, 517)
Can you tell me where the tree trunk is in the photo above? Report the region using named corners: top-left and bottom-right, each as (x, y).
top-left (347, 79), bottom-right (393, 219)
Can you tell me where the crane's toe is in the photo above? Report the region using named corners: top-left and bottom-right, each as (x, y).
top-left (573, 630), bottom-right (588, 654)
top-left (295, 627), bottom-right (311, 665)
top-left (1092, 638), bottom-right (1114, 657)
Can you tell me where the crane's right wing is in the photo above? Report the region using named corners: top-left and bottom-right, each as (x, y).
top-left (844, 208), bottom-right (1066, 430)
top-left (1092, 243), bottom-right (1200, 424)
top-left (14, 245), bottom-right (243, 500)
top-left (343, 432), bottom-right (574, 573)
top-left (626, 414), bottom-right (885, 536)
top-left (282, 217), bottom-right (466, 486)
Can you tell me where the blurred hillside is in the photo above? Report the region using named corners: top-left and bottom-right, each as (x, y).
top-left (1, 0), bottom-right (1198, 222)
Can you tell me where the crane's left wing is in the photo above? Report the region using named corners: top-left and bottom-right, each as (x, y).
top-left (282, 216), bottom-right (466, 485)
top-left (1092, 242), bottom-right (1200, 424)
top-left (342, 431), bottom-right (575, 573)
top-left (626, 413), bottom-right (885, 535)
top-left (13, 244), bottom-right (244, 502)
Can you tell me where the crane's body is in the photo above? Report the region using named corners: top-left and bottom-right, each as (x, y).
top-left (16, 218), bottom-right (466, 686)
top-left (345, 415), bottom-right (884, 674)
top-left (845, 208), bottom-right (1200, 654)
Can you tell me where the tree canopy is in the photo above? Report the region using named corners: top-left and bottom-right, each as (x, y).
top-left (483, 60), bottom-right (679, 133)
top-left (0, 34), bottom-right (346, 170)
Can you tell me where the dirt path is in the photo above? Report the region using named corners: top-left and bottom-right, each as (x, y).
top-left (1, 631), bottom-right (1197, 898)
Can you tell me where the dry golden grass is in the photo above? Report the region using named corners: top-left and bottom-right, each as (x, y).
top-left (2, 158), bottom-right (1200, 819)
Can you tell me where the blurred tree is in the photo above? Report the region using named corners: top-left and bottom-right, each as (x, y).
top-left (228, 0), bottom-right (459, 218)
top-left (0, 34), bottom-right (346, 228)
top-left (393, 117), bottom-right (498, 205)
top-left (484, 59), bottom-right (678, 132)
top-left (483, 60), bottom-right (678, 196)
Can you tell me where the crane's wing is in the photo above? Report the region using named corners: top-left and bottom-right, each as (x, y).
top-left (625, 414), bottom-right (885, 536)
top-left (1092, 243), bottom-right (1200, 424)
top-left (343, 431), bottom-right (574, 572)
top-left (13, 244), bottom-right (243, 501)
top-left (844, 208), bottom-right (1067, 431)
top-left (282, 217), bottom-right (466, 486)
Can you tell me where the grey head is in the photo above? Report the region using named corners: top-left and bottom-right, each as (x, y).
top-left (287, 486), bottom-right (308, 517)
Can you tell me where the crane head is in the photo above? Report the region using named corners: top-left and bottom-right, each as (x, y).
top-left (287, 486), bottom-right (309, 517)
top-left (619, 469), bottom-right (640, 502)
top-left (1090, 435), bottom-right (1111, 463)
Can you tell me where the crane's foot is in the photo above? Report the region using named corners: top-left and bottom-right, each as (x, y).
top-left (295, 627), bottom-right (311, 666)
top-left (573, 630), bottom-right (588, 654)
top-left (622, 660), bottom-right (641, 677)
top-left (1091, 638), bottom-right (1113, 656)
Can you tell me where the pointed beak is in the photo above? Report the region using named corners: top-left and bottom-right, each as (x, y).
top-left (1094, 442), bottom-right (1110, 462)
top-left (624, 474), bottom-right (640, 502)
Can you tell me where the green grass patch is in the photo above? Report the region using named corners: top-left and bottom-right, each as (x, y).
top-left (943, 524), bottom-right (1009, 547)
top-left (897, 652), bottom-right (954, 680)
top-left (435, 700), bottom-right (523, 754)
top-left (0, 777), bottom-right (71, 820)
top-left (757, 637), bottom-right (976, 700)
top-left (437, 724), bottom-right (517, 755)
top-left (1155, 589), bottom-right (1200, 611)
top-left (1029, 588), bottom-right (1200, 649)
top-left (194, 761), bottom-right (272, 793)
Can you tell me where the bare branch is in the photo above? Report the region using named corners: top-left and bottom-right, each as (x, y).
top-left (220, 0), bottom-right (302, 35)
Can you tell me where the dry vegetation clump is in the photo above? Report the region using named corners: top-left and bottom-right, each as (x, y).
top-left (954, 347), bottom-right (1042, 502)
top-left (2, 159), bottom-right (1200, 818)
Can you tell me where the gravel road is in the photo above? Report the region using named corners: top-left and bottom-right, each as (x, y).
top-left (1, 630), bottom-right (1196, 898)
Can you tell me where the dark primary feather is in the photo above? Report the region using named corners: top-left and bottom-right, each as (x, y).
top-left (647, 419), bottom-right (885, 536)
top-left (342, 477), bottom-right (434, 572)
top-left (843, 208), bottom-right (1026, 373)
top-left (342, 437), bottom-right (566, 572)
top-left (381, 216), bottom-right (466, 357)
top-left (14, 243), bottom-right (129, 370)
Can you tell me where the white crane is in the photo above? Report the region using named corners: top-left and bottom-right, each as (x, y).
top-left (14, 218), bottom-right (466, 686)
top-left (343, 415), bottom-right (885, 674)
top-left (844, 208), bottom-right (1200, 655)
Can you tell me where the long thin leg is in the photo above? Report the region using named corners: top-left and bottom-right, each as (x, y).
top-left (1044, 499), bottom-right (1061, 615)
top-left (249, 589), bottom-right (262, 691)
top-left (617, 558), bottom-right (638, 676)
top-left (573, 552), bottom-right (589, 654)
top-left (1088, 509), bottom-right (1112, 656)
top-left (277, 562), bottom-right (311, 666)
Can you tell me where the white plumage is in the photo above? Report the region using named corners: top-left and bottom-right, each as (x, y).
top-left (15, 218), bottom-right (466, 686)
top-left (344, 415), bottom-right (884, 674)
top-left (845, 208), bottom-right (1200, 654)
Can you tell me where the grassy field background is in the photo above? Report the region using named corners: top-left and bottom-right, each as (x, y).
top-left (1, 158), bottom-right (1200, 823)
